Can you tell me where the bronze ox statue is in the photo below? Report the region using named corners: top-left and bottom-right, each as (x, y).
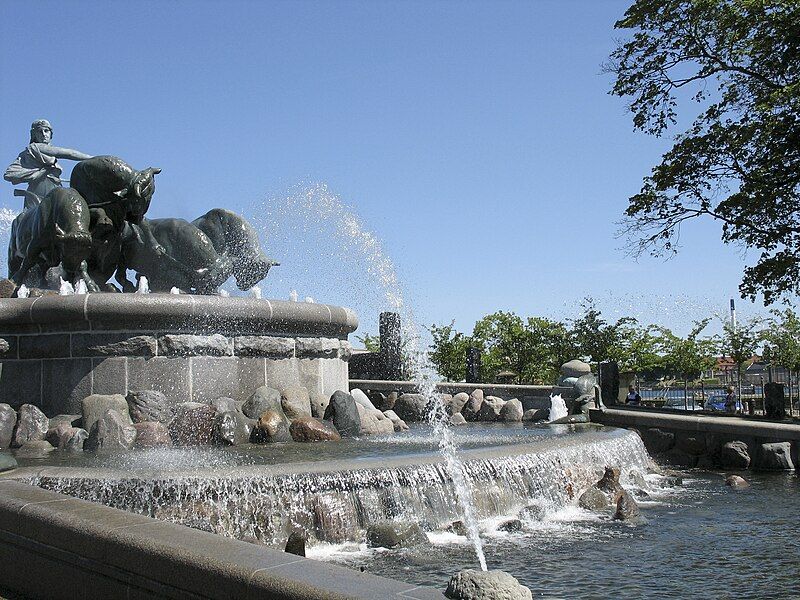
top-left (6, 154), bottom-right (277, 295)
top-left (7, 187), bottom-right (99, 291)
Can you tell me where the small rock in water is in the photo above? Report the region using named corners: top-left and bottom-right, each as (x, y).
top-left (757, 442), bottom-right (795, 471)
top-left (284, 531), bottom-right (306, 557)
top-left (383, 410), bottom-right (409, 431)
top-left (445, 569), bottom-right (533, 600)
top-left (720, 440), bottom-right (751, 469)
top-left (133, 422), bottom-right (172, 448)
top-left (596, 466), bottom-right (623, 498)
top-left (0, 404), bottom-right (17, 449)
top-left (578, 487), bottom-right (609, 511)
top-left (449, 412), bottom-right (467, 426)
top-left (498, 398), bottom-right (523, 422)
top-left (213, 411), bottom-right (251, 446)
top-left (242, 386), bottom-right (283, 419)
top-left (497, 519), bottom-right (523, 533)
top-left (127, 390), bottom-right (174, 424)
top-left (725, 475), bottom-right (750, 489)
top-left (613, 490), bottom-right (647, 525)
top-left (289, 416), bottom-right (341, 442)
top-left (64, 428), bottom-right (89, 452)
top-left (86, 410), bottom-right (137, 452)
top-left (366, 521), bottom-right (431, 549)
top-left (393, 393), bottom-right (429, 422)
top-left (168, 404), bottom-right (216, 446)
top-left (444, 520), bottom-right (469, 536)
top-left (281, 386), bottom-right (312, 420)
top-left (12, 404), bottom-right (49, 448)
top-left (252, 409), bottom-right (291, 443)
top-left (323, 391), bottom-right (361, 437)
top-left (16, 439), bottom-right (55, 458)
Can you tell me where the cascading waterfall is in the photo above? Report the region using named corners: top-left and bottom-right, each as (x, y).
top-left (27, 429), bottom-right (651, 548)
top-left (257, 183), bottom-right (489, 569)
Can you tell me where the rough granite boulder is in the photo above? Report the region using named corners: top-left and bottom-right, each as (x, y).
top-left (447, 392), bottom-right (470, 416)
top-left (284, 531), bottom-right (306, 557)
top-left (48, 414), bottom-right (81, 428)
top-left (366, 522), bottom-right (430, 549)
top-left (757, 442), bottom-right (795, 471)
top-left (241, 386), bottom-right (283, 419)
top-left (476, 396), bottom-right (505, 422)
top-left (350, 388), bottom-right (377, 411)
top-left (45, 423), bottom-right (74, 448)
top-left (725, 475), bottom-right (750, 489)
top-left (12, 404), bottom-right (49, 448)
top-left (613, 489), bottom-right (646, 525)
top-left (280, 386), bottom-right (312, 420)
top-left (126, 390), bottom-right (175, 424)
top-left (498, 399), bottom-right (524, 422)
top-left (367, 390), bottom-right (390, 411)
top-left (393, 393), bottom-right (429, 422)
top-left (309, 389), bottom-right (330, 419)
top-left (168, 403), bottom-right (216, 446)
top-left (383, 410), bottom-right (409, 431)
top-left (85, 409), bottom-right (137, 452)
top-left (578, 486), bottom-right (609, 510)
top-left (675, 431), bottom-right (707, 456)
top-left (639, 428), bottom-right (675, 454)
top-left (213, 411), bottom-right (251, 445)
top-left (522, 408), bottom-right (547, 422)
top-left (720, 441), bottom-right (751, 470)
top-left (82, 394), bottom-right (132, 433)
top-left (461, 389), bottom-right (484, 421)
top-left (133, 422), bottom-right (172, 448)
top-left (357, 404), bottom-right (394, 435)
top-left (445, 569), bottom-right (533, 600)
top-left (64, 428), bottom-right (89, 452)
top-left (596, 467), bottom-right (623, 499)
top-left (289, 417), bottom-right (341, 442)
top-left (251, 409), bottom-right (291, 443)
top-left (323, 391), bottom-right (361, 437)
top-left (450, 413), bottom-right (467, 426)
top-left (0, 404), bottom-right (17, 449)
top-left (16, 440), bottom-right (56, 458)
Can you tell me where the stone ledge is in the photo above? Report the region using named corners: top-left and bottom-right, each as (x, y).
top-left (234, 336), bottom-right (295, 358)
top-left (0, 480), bottom-right (444, 600)
top-left (158, 334), bottom-right (233, 357)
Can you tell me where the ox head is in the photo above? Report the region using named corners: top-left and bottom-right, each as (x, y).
top-left (114, 167), bottom-right (161, 219)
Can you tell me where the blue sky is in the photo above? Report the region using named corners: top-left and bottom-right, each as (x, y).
top-left (0, 0), bottom-right (778, 337)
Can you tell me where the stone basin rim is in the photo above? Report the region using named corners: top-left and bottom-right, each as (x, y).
top-left (4, 425), bottom-right (627, 482)
top-left (0, 294), bottom-right (358, 335)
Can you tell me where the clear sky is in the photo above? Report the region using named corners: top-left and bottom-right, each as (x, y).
top-left (0, 0), bottom-right (780, 337)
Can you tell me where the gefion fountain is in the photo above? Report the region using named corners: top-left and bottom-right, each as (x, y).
top-left (0, 122), bottom-right (657, 599)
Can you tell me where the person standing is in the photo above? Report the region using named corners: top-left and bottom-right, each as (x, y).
top-left (724, 386), bottom-right (738, 413)
top-left (4, 119), bottom-right (93, 208)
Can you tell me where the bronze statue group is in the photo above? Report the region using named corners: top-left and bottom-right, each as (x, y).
top-left (4, 120), bottom-right (277, 295)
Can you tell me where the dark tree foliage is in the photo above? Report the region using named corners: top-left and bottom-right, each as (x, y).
top-left (608, 0), bottom-right (800, 304)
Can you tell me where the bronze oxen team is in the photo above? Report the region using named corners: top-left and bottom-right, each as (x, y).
top-left (6, 144), bottom-right (277, 294)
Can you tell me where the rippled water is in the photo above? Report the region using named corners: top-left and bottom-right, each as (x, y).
top-left (321, 470), bottom-right (800, 599)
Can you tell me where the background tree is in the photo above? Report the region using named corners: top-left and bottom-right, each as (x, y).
top-left (608, 0), bottom-right (800, 304)
top-left (569, 299), bottom-right (636, 367)
top-left (718, 316), bottom-right (764, 406)
top-left (427, 321), bottom-right (474, 382)
top-left (657, 320), bottom-right (717, 408)
top-left (619, 323), bottom-right (663, 383)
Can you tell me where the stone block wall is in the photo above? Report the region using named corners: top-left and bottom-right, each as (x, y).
top-left (0, 295), bottom-right (357, 416)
